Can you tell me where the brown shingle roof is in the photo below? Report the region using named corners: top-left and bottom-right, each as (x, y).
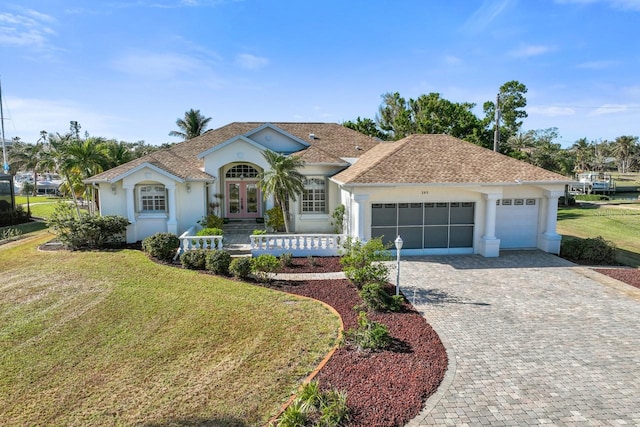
top-left (332, 134), bottom-right (572, 185)
top-left (86, 122), bottom-right (379, 182)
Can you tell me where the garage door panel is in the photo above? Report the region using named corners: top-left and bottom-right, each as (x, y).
top-left (399, 226), bottom-right (423, 249)
top-left (371, 227), bottom-right (397, 247)
top-left (496, 199), bottom-right (539, 249)
top-left (450, 225), bottom-right (474, 248)
top-left (424, 226), bottom-right (449, 248)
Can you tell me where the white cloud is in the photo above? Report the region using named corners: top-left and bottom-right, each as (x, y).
top-left (576, 60), bottom-right (618, 69)
top-left (589, 103), bottom-right (631, 115)
top-left (443, 55), bottom-right (463, 65)
top-left (509, 44), bottom-right (554, 58)
top-left (555, 0), bottom-right (640, 11)
top-left (463, 0), bottom-right (515, 33)
top-left (529, 105), bottom-right (576, 116)
top-left (235, 53), bottom-right (269, 70)
top-left (0, 10), bottom-right (57, 48)
top-left (111, 51), bottom-right (211, 79)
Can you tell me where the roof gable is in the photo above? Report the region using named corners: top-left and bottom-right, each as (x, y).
top-left (332, 134), bottom-right (573, 186)
top-left (197, 135), bottom-right (269, 159)
top-left (243, 123), bottom-right (310, 153)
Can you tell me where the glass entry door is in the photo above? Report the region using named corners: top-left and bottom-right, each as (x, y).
top-left (226, 181), bottom-right (261, 218)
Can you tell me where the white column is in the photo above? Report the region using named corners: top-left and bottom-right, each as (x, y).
top-left (479, 193), bottom-right (501, 257)
top-left (166, 184), bottom-right (178, 235)
top-left (538, 190), bottom-right (563, 254)
top-left (123, 184), bottom-right (137, 243)
top-left (352, 194), bottom-right (369, 240)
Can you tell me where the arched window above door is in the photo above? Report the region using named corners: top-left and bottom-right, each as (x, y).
top-left (225, 164), bottom-right (259, 179)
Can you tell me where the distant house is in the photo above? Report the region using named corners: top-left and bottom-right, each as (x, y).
top-left (85, 122), bottom-right (572, 257)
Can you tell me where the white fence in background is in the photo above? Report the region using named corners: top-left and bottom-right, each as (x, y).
top-left (250, 234), bottom-right (346, 257)
top-left (177, 226), bottom-right (223, 257)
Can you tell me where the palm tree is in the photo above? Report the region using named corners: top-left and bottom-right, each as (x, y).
top-left (506, 130), bottom-right (535, 161)
top-left (611, 135), bottom-right (638, 173)
top-left (48, 134), bottom-right (109, 216)
top-left (105, 140), bottom-right (134, 168)
top-left (258, 151), bottom-right (305, 233)
top-left (169, 109), bottom-right (212, 140)
top-left (8, 141), bottom-right (45, 196)
top-left (570, 138), bottom-right (592, 172)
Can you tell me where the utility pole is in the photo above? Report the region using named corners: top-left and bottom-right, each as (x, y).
top-left (493, 93), bottom-right (501, 152)
top-left (0, 78), bottom-right (8, 174)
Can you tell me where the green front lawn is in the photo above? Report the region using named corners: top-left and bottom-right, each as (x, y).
top-left (557, 204), bottom-right (640, 267)
top-left (14, 195), bottom-right (64, 219)
top-left (0, 233), bottom-right (340, 426)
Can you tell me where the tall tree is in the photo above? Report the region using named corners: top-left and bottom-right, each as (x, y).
top-left (570, 138), bottom-right (592, 172)
top-left (530, 128), bottom-right (564, 172)
top-left (611, 135), bottom-right (638, 173)
top-left (258, 151), bottom-right (305, 233)
top-left (8, 141), bottom-right (45, 196)
top-left (49, 133), bottom-right (109, 215)
top-left (410, 93), bottom-right (485, 145)
top-left (169, 109), bottom-right (212, 140)
top-left (483, 80), bottom-right (528, 150)
top-left (342, 117), bottom-right (387, 140)
top-left (375, 91), bottom-right (486, 143)
top-left (104, 140), bottom-right (134, 168)
top-left (376, 92), bottom-right (415, 140)
top-left (506, 130), bottom-right (536, 161)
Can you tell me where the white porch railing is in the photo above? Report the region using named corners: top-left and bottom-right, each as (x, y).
top-left (250, 234), bottom-right (346, 257)
top-left (177, 225), bottom-right (223, 256)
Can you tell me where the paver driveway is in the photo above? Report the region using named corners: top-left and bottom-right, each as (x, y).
top-left (398, 251), bottom-right (640, 426)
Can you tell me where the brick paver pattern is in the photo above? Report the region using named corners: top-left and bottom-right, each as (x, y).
top-left (396, 251), bottom-right (640, 426)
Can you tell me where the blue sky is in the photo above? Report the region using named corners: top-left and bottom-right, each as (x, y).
top-left (1, 0), bottom-right (639, 147)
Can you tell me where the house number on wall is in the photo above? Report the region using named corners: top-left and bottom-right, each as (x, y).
top-left (422, 191), bottom-right (429, 195)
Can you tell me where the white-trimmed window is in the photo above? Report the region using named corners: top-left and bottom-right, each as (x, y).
top-left (301, 177), bottom-right (326, 213)
top-left (138, 185), bottom-right (166, 212)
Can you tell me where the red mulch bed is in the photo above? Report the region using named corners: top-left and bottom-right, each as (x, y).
top-left (594, 268), bottom-right (640, 289)
top-left (268, 279), bottom-right (448, 426)
top-left (277, 256), bottom-right (343, 273)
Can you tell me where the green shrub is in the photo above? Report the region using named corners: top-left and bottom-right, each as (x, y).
top-left (252, 254), bottom-right (280, 282)
top-left (341, 237), bottom-right (391, 288)
top-left (198, 213), bottom-right (224, 229)
top-left (197, 227), bottom-right (223, 236)
top-left (560, 235), bottom-right (616, 264)
top-left (142, 232), bottom-right (180, 261)
top-left (345, 263), bottom-right (390, 289)
top-left (229, 257), bottom-right (252, 280)
top-left (359, 283), bottom-right (404, 312)
top-left (330, 204), bottom-right (345, 234)
top-left (279, 252), bottom-right (293, 268)
top-left (341, 237), bottom-right (391, 270)
top-left (252, 229), bottom-right (267, 235)
top-left (265, 206), bottom-right (285, 232)
top-left (48, 203), bottom-right (129, 250)
top-left (342, 311), bottom-right (391, 352)
top-left (205, 250), bottom-right (232, 275)
top-left (180, 249), bottom-right (207, 270)
top-left (0, 227), bottom-right (22, 240)
top-left (275, 380), bottom-right (349, 427)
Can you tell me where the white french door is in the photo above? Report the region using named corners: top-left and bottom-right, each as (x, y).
top-left (226, 181), bottom-right (261, 219)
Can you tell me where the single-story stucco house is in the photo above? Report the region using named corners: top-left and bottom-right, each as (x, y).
top-left (85, 122), bottom-right (573, 257)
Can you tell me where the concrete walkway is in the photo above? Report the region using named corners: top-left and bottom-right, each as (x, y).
top-left (396, 251), bottom-right (640, 426)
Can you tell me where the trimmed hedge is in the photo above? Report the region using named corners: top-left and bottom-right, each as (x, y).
top-left (205, 250), bottom-right (232, 276)
top-left (142, 232), bottom-right (180, 261)
top-left (560, 235), bottom-right (616, 265)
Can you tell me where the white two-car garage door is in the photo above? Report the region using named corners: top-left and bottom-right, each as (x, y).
top-left (495, 198), bottom-right (539, 249)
